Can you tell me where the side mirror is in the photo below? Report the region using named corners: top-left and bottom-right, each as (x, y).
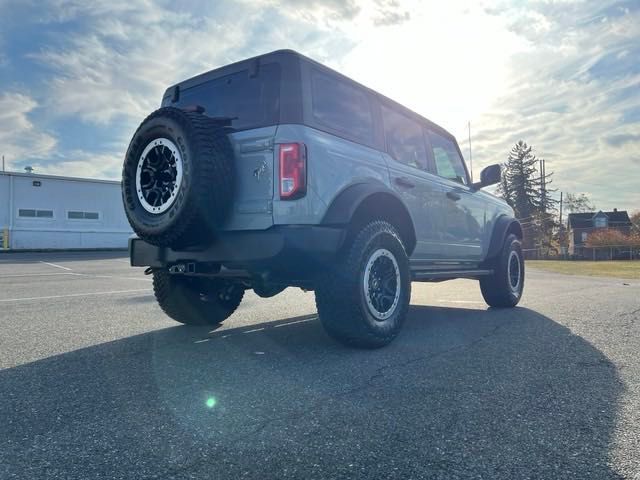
top-left (472, 164), bottom-right (501, 190)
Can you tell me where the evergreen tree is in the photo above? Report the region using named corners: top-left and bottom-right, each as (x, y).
top-left (498, 140), bottom-right (557, 249)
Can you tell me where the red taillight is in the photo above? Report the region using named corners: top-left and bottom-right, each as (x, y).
top-left (279, 143), bottom-right (306, 199)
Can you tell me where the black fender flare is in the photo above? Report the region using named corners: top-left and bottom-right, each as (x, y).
top-left (321, 182), bottom-right (417, 254)
top-left (484, 215), bottom-right (523, 263)
top-left (321, 182), bottom-right (395, 225)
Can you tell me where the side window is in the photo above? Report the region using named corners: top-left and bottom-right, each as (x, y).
top-left (381, 106), bottom-right (428, 170)
top-left (311, 70), bottom-right (373, 145)
top-left (428, 130), bottom-right (468, 185)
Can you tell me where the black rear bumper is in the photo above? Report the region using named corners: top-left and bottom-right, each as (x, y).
top-left (129, 225), bottom-right (345, 273)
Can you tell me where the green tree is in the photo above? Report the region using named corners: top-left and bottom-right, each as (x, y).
top-left (498, 140), bottom-right (555, 219)
top-left (565, 193), bottom-right (596, 213)
top-left (498, 140), bottom-right (556, 250)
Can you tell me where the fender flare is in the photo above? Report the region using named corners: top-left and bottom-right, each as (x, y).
top-left (321, 182), bottom-right (416, 254)
top-left (321, 182), bottom-right (400, 225)
top-left (484, 215), bottom-right (523, 262)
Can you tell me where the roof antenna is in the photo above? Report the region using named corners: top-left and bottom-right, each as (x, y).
top-left (468, 121), bottom-right (473, 181)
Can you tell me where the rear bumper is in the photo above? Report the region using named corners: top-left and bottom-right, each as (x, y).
top-left (129, 225), bottom-right (344, 272)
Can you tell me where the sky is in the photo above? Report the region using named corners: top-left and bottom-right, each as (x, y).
top-left (0, 0), bottom-right (638, 210)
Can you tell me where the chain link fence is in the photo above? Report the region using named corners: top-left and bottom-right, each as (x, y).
top-left (523, 245), bottom-right (639, 261)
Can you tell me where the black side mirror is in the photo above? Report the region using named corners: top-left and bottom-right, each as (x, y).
top-left (473, 164), bottom-right (501, 190)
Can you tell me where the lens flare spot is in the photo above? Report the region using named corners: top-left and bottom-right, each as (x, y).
top-left (206, 397), bottom-right (217, 409)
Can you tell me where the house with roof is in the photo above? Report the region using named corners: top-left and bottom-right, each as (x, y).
top-left (567, 209), bottom-right (633, 258)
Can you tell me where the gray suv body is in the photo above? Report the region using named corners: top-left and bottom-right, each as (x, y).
top-left (123, 50), bottom-right (524, 348)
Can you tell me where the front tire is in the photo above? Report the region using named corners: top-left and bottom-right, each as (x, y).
top-left (480, 233), bottom-right (524, 308)
top-left (315, 221), bottom-right (411, 348)
top-left (153, 271), bottom-right (244, 326)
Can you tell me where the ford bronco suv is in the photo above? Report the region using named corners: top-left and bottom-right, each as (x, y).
top-left (122, 50), bottom-right (524, 348)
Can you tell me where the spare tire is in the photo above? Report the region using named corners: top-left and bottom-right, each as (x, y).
top-left (121, 107), bottom-right (234, 247)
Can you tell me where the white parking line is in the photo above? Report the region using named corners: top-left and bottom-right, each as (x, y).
top-left (0, 289), bottom-right (151, 303)
top-left (39, 261), bottom-right (72, 271)
top-left (85, 274), bottom-right (152, 282)
top-left (1, 272), bottom-right (83, 278)
top-left (243, 327), bottom-right (266, 333)
top-left (273, 317), bottom-right (317, 327)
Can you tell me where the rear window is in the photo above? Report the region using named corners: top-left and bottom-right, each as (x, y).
top-left (174, 62), bottom-right (281, 130)
top-left (311, 70), bottom-right (374, 145)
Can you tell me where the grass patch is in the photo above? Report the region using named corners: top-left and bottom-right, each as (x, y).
top-left (527, 260), bottom-right (640, 279)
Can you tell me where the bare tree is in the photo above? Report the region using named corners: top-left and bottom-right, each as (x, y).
top-left (565, 193), bottom-right (596, 213)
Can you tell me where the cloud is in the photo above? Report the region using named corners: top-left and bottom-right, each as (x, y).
top-left (0, 93), bottom-right (57, 167)
top-left (272, 0), bottom-right (361, 21)
top-left (28, 0), bottom-right (359, 130)
top-left (464, 1), bottom-right (640, 210)
top-left (27, 150), bottom-right (123, 179)
top-left (373, 0), bottom-right (410, 26)
top-left (603, 133), bottom-right (640, 147)
top-left (2, 0), bottom-right (639, 210)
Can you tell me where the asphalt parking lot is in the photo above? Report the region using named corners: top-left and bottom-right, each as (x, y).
top-left (0, 252), bottom-right (639, 479)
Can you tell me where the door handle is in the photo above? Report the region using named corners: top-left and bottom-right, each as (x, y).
top-left (446, 190), bottom-right (461, 201)
top-left (394, 177), bottom-right (415, 189)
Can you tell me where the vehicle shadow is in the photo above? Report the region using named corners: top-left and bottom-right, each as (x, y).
top-left (0, 305), bottom-right (623, 479)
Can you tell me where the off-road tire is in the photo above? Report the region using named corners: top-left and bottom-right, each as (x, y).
top-left (480, 234), bottom-right (524, 308)
top-left (153, 271), bottom-right (244, 326)
top-left (122, 107), bottom-right (234, 247)
top-left (315, 221), bottom-right (411, 348)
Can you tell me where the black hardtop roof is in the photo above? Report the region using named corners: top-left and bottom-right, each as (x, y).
top-left (568, 210), bottom-right (632, 228)
top-left (166, 49), bottom-right (457, 141)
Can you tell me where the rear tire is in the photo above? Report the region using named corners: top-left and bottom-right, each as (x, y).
top-left (480, 234), bottom-right (524, 308)
top-left (315, 221), bottom-right (411, 348)
top-left (153, 271), bottom-right (244, 326)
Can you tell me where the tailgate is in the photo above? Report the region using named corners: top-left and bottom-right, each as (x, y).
top-left (221, 126), bottom-right (276, 231)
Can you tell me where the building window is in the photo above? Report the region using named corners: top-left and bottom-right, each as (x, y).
top-left (581, 232), bottom-right (588, 243)
top-left (19, 209), bottom-right (53, 218)
top-left (594, 216), bottom-right (607, 228)
top-left (68, 211), bottom-right (100, 220)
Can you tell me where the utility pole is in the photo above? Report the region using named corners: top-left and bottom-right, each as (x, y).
top-left (559, 191), bottom-right (563, 225)
top-left (2, 155), bottom-right (4, 172)
top-left (539, 158), bottom-right (546, 208)
top-left (467, 121), bottom-right (473, 181)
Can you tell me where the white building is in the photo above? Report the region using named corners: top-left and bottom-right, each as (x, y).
top-left (0, 171), bottom-right (132, 250)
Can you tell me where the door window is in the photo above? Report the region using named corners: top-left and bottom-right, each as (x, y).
top-left (428, 131), bottom-right (468, 185)
top-left (382, 106), bottom-right (428, 170)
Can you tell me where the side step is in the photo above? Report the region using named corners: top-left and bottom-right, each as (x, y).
top-left (411, 269), bottom-right (493, 281)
